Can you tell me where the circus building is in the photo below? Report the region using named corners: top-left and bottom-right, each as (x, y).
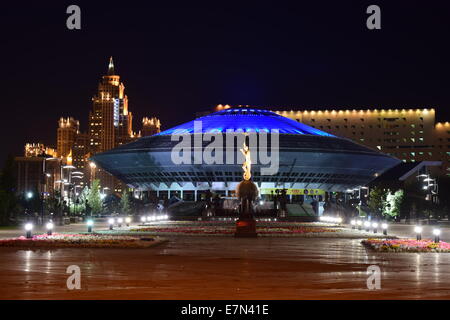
top-left (92, 108), bottom-right (400, 215)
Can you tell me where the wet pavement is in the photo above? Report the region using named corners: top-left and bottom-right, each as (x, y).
top-left (1, 234), bottom-right (450, 299)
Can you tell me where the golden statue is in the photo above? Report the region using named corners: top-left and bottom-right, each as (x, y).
top-left (240, 139), bottom-right (251, 181)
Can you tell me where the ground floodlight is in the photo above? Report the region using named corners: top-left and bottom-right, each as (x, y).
top-left (372, 222), bottom-right (378, 233)
top-left (381, 223), bottom-right (388, 235)
top-left (46, 222), bottom-right (54, 235)
top-left (433, 229), bottom-right (441, 243)
top-left (25, 223), bottom-right (33, 238)
top-left (357, 220), bottom-right (362, 230)
top-left (414, 226), bottom-right (422, 240)
top-left (108, 218), bottom-right (115, 230)
top-left (87, 219), bottom-right (94, 232)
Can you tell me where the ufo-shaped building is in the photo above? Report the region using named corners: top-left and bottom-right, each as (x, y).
top-left (92, 108), bottom-right (400, 199)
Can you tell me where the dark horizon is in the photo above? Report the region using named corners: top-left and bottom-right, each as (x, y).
top-left (2, 1), bottom-right (450, 164)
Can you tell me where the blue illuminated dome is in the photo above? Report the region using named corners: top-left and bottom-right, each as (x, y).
top-left (92, 107), bottom-right (400, 192)
top-left (157, 108), bottom-right (334, 136)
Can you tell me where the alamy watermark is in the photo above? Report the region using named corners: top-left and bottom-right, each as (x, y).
top-left (66, 265), bottom-right (81, 290)
top-left (366, 265), bottom-right (381, 290)
top-left (66, 5), bottom-right (81, 30)
top-left (366, 5), bottom-right (381, 30)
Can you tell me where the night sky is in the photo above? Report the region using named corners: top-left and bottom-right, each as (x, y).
top-left (1, 1), bottom-right (450, 164)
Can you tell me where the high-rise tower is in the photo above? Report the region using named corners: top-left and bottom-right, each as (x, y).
top-left (89, 57), bottom-right (133, 153)
top-left (88, 57), bottom-right (135, 191)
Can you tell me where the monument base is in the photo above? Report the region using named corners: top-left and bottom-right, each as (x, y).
top-left (234, 218), bottom-right (258, 238)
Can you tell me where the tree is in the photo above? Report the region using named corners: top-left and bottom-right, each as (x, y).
top-left (383, 189), bottom-right (404, 219)
top-left (392, 189), bottom-right (405, 218)
top-left (368, 186), bottom-right (386, 218)
top-left (87, 179), bottom-right (103, 215)
top-left (119, 189), bottom-right (132, 215)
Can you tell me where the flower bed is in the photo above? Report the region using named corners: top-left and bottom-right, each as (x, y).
top-left (362, 238), bottom-right (450, 253)
top-left (128, 224), bottom-right (338, 236)
top-left (0, 233), bottom-right (166, 249)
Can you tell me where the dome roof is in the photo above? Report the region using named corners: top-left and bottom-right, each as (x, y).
top-left (156, 108), bottom-right (334, 136)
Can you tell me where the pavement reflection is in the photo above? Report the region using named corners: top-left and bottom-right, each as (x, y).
top-left (1, 236), bottom-right (450, 299)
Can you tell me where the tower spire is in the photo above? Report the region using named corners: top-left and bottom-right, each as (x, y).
top-left (107, 56), bottom-right (115, 75)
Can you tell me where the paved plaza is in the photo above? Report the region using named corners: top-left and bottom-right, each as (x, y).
top-left (0, 221), bottom-right (450, 299)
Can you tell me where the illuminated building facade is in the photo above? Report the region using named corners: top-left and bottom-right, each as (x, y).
top-left (14, 155), bottom-right (62, 197)
top-left (274, 108), bottom-right (450, 176)
top-left (24, 143), bottom-right (57, 158)
top-left (57, 117), bottom-right (79, 158)
top-left (141, 117), bottom-right (161, 137)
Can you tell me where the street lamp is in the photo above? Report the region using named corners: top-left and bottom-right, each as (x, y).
top-left (24, 223), bottom-right (33, 239)
top-left (117, 217), bottom-right (123, 227)
top-left (381, 223), bottom-right (388, 235)
top-left (125, 217), bottom-right (131, 227)
top-left (87, 219), bottom-right (94, 233)
top-left (46, 222), bottom-right (54, 235)
top-left (26, 191), bottom-right (33, 199)
top-left (350, 220), bottom-right (356, 229)
top-left (357, 220), bottom-right (362, 230)
top-left (364, 221), bottom-right (371, 232)
top-left (108, 218), bottom-right (114, 230)
top-left (433, 229), bottom-right (441, 243)
top-left (414, 226), bottom-right (423, 241)
top-left (372, 222), bottom-right (378, 234)
top-left (140, 216), bottom-right (146, 224)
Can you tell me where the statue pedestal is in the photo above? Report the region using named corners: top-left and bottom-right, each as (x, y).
top-left (234, 218), bottom-right (257, 238)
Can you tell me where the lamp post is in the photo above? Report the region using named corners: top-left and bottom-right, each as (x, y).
top-left (108, 218), bottom-right (114, 230)
top-left (87, 219), bottom-right (93, 233)
top-left (381, 223), bottom-right (388, 235)
top-left (414, 226), bottom-right (423, 241)
top-left (364, 221), bottom-right (371, 232)
top-left (350, 220), bottom-right (356, 229)
top-left (89, 162), bottom-right (96, 184)
top-left (140, 216), bottom-right (146, 224)
top-left (24, 223), bottom-right (33, 239)
top-left (42, 157), bottom-right (58, 224)
top-left (46, 222), bottom-right (54, 235)
top-left (357, 220), bottom-right (362, 230)
top-left (63, 165), bottom-right (76, 216)
top-left (102, 187), bottom-right (109, 201)
top-left (125, 217), bottom-right (131, 227)
top-left (433, 229), bottom-right (441, 243)
top-left (117, 217), bottom-right (123, 228)
top-left (372, 222), bottom-right (378, 234)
